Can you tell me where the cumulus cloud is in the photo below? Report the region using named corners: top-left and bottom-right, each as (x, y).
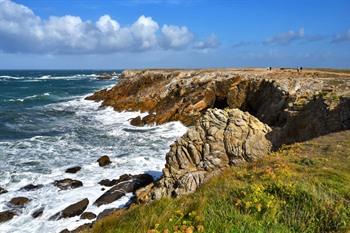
top-left (332, 29), bottom-right (350, 43)
top-left (0, 0), bottom-right (219, 54)
top-left (161, 24), bottom-right (193, 49)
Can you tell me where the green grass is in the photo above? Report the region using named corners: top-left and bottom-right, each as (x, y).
top-left (86, 131), bottom-right (350, 233)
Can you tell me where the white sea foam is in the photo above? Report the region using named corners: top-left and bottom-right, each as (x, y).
top-left (0, 95), bottom-right (187, 233)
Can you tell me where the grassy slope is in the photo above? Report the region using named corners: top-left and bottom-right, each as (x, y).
top-left (87, 131), bottom-right (350, 233)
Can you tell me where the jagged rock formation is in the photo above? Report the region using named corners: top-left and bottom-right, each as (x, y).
top-left (137, 108), bottom-right (272, 201)
top-left (87, 69), bottom-right (350, 201)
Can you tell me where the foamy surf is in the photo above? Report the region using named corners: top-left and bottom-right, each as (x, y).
top-left (0, 94), bottom-right (187, 233)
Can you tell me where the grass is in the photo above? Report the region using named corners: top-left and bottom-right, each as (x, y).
top-left (85, 131), bottom-right (350, 233)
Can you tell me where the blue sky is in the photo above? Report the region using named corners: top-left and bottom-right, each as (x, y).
top-left (0, 0), bottom-right (349, 69)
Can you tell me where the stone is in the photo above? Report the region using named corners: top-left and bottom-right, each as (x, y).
top-left (97, 208), bottom-right (120, 220)
top-left (54, 179), bottom-right (83, 190)
top-left (0, 187), bottom-right (7, 195)
top-left (65, 166), bottom-right (81, 174)
top-left (19, 184), bottom-right (43, 191)
top-left (80, 212), bottom-right (96, 220)
top-left (50, 198), bottom-right (89, 220)
top-left (130, 116), bottom-right (143, 126)
top-left (31, 207), bottom-right (44, 218)
top-left (94, 174), bottom-right (153, 206)
top-left (9, 197), bottom-right (30, 207)
top-left (0, 210), bottom-right (16, 223)
top-left (97, 155), bottom-right (111, 167)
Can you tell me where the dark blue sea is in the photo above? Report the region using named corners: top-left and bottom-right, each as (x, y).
top-left (0, 70), bottom-right (186, 233)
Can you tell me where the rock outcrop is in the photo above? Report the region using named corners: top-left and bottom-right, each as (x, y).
top-left (137, 108), bottom-right (273, 201)
top-left (87, 68), bottom-right (350, 201)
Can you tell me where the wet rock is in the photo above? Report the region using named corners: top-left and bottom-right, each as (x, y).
top-left (130, 116), bottom-right (143, 126)
top-left (50, 198), bottom-right (89, 220)
top-left (98, 179), bottom-right (116, 187)
top-left (65, 166), bottom-right (81, 174)
top-left (54, 178), bottom-right (83, 190)
top-left (97, 155), bottom-right (111, 167)
top-left (31, 207), bottom-right (44, 218)
top-left (59, 229), bottom-right (70, 233)
top-left (97, 208), bottom-right (120, 220)
top-left (0, 210), bottom-right (16, 223)
top-left (0, 187), bottom-right (7, 195)
top-left (9, 197), bottom-right (30, 207)
top-left (19, 184), bottom-right (43, 191)
top-left (80, 212), bottom-right (96, 220)
top-left (71, 223), bottom-right (94, 233)
top-left (94, 174), bottom-right (153, 206)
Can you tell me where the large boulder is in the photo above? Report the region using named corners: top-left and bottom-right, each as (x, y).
top-left (138, 108), bottom-right (272, 201)
top-left (50, 198), bottom-right (89, 220)
top-left (54, 179), bottom-right (83, 190)
top-left (9, 197), bottom-right (30, 207)
top-left (0, 210), bottom-right (16, 223)
top-left (94, 174), bottom-right (153, 206)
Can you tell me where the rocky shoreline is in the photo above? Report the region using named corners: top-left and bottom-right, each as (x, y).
top-left (2, 68), bottom-right (349, 232)
top-left (87, 68), bottom-right (350, 204)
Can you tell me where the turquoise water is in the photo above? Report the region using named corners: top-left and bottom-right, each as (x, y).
top-left (0, 70), bottom-right (187, 232)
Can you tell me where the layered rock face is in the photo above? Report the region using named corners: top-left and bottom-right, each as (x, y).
top-left (87, 69), bottom-right (350, 201)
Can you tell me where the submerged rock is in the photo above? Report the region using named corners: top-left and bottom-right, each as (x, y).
top-left (65, 166), bottom-right (81, 174)
top-left (0, 187), bottom-right (8, 195)
top-left (19, 184), bottom-right (43, 191)
top-left (97, 155), bottom-right (111, 167)
top-left (94, 174), bottom-right (153, 206)
top-left (80, 211), bottom-right (96, 220)
top-left (0, 210), bottom-right (16, 223)
top-left (54, 179), bottom-right (83, 190)
top-left (50, 198), bottom-right (89, 220)
top-left (31, 207), bottom-right (44, 218)
top-left (9, 197), bottom-right (31, 207)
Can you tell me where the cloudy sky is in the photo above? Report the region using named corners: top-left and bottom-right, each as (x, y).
top-left (0, 0), bottom-right (349, 69)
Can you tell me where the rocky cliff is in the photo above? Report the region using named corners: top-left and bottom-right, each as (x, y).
top-left (87, 68), bottom-right (350, 202)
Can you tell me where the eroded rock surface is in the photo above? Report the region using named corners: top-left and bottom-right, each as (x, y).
top-left (137, 108), bottom-right (272, 201)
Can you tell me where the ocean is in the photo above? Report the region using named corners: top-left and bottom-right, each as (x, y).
top-left (0, 70), bottom-right (187, 233)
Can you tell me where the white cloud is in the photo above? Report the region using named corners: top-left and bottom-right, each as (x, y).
top-left (0, 0), bottom-right (219, 54)
top-left (264, 28), bottom-right (305, 45)
top-left (161, 24), bottom-right (193, 49)
top-left (193, 34), bottom-right (220, 50)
